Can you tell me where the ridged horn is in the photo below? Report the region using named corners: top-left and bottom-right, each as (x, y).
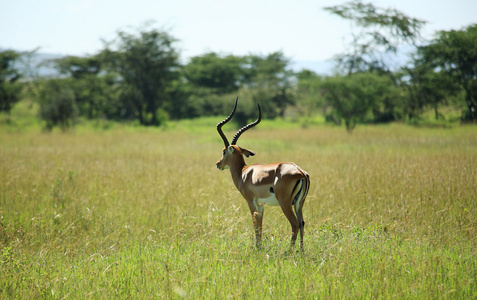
top-left (231, 103), bottom-right (261, 146)
top-left (217, 96), bottom-right (238, 148)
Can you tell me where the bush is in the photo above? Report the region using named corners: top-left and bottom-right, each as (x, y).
top-left (38, 80), bottom-right (78, 131)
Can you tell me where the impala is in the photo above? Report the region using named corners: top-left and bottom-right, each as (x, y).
top-left (216, 97), bottom-right (310, 249)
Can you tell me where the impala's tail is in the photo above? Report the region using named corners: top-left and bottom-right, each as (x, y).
top-left (292, 171), bottom-right (310, 208)
top-left (293, 180), bottom-right (309, 210)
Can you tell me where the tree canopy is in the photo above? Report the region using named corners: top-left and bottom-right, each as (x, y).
top-left (0, 50), bottom-right (22, 113)
top-left (324, 0), bottom-right (426, 74)
top-left (417, 24), bottom-right (477, 121)
top-left (101, 27), bottom-right (180, 126)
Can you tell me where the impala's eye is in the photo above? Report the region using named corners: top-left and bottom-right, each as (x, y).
top-left (222, 150), bottom-right (226, 156)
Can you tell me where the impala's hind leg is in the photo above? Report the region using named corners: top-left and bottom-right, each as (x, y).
top-left (276, 198), bottom-right (300, 250)
top-left (293, 178), bottom-right (308, 249)
top-left (295, 202), bottom-right (305, 249)
top-left (283, 208), bottom-right (300, 249)
top-left (276, 179), bottom-right (302, 250)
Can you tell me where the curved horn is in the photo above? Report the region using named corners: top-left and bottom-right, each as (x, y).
top-left (217, 96), bottom-right (238, 148)
top-left (231, 103), bottom-right (261, 145)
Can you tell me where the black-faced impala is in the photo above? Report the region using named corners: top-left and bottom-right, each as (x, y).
top-left (216, 97), bottom-right (310, 249)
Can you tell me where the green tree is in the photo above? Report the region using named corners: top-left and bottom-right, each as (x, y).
top-left (38, 79), bottom-right (78, 131)
top-left (102, 26), bottom-right (180, 125)
top-left (295, 70), bottom-right (326, 116)
top-left (417, 24), bottom-right (477, 121)
top-left (55, 55), bottom-right (101, 79)
top-left (0, 50), bottom-right (22, 113)
top-left (54, 55), bottom-right (118, 120)
top-left (404, 60), bottom-right (460, 121)
top-left (177, 53), bottom-right (244, 120)
top-left (324, 0), bottom-right (426, 74)
top-left (183, 52), bottom-right (242, 94)
top-left (321, 72), bottom-right (395, 131)
top-left (242, 52), bottom-right (295, 119)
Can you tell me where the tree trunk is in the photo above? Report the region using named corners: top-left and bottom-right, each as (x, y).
top-left (464, 93), bottom-right (476, 122)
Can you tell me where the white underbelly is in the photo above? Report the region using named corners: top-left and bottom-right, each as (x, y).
top-left (257, 194), bottom-right (280, 206)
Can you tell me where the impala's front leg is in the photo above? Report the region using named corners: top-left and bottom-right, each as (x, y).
top-left (248, 200), bottom-right (264, 248)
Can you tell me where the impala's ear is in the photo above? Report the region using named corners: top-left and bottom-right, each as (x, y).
top-left (240, 147), bottom-right (256, 157)
top-left (227, 145), bottom-right (235, 154)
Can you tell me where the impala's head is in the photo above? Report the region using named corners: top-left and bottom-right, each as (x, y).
top-left (216, 145), bottom-right (256, 170)
top-left (216, 97), bottom-right (261, 171)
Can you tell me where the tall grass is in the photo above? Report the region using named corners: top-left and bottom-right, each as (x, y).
top-left (1, 122), bottom-right (476, 298)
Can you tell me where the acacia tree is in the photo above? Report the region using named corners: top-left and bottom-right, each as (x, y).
top-left (324, 0), bottom-right (426, 74)
top-left (417, 24), bottom-right (477, 122)
top-left (102, 26), bottom-right (180, 126)
top-left (323, 1), bottom-right (425, 126)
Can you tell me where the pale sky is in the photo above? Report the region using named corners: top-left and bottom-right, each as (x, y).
top-left (1, 0), bottom-right (476, 64)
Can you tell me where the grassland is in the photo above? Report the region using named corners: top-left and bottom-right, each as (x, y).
top-left (1, 120), bottom-right (476, 298)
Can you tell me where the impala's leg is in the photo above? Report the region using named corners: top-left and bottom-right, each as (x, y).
top-left (284, 207), bottom-right (300, 250)
top-left (278, 200), bottom-right (300, 250)
top-left (294, 181), bottom-right (307, 249)
top-left (276, 178), bottom-right (302, 250)
top-left (248, 199), bottom-right (264, 248)
top-left (295, 202), bottom-right (305, 249)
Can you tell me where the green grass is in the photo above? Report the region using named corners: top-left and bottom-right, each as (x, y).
top-left (1, 121), bottom-right (476, 298)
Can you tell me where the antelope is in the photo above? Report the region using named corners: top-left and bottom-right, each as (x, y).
top-left (216, 97), bottom-right (310, 249)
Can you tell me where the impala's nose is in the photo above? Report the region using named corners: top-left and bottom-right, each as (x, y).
top-left (216, 160), bottom-right (224, 170)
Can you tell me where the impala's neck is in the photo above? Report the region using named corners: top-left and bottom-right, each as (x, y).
top-left (228, 155), bottom-right (247, 190)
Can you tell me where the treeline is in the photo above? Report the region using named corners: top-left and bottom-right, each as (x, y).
top-left (1, 1), bottom-right (476, 131)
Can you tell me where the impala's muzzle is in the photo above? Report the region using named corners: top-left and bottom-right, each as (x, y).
top-left (216, 160), bottom-right (223, 170)
top-left (216, 157), bottom-right (227, 170)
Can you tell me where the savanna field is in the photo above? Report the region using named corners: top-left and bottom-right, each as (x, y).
top-left (1, 119), bottom-right (476, 298)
